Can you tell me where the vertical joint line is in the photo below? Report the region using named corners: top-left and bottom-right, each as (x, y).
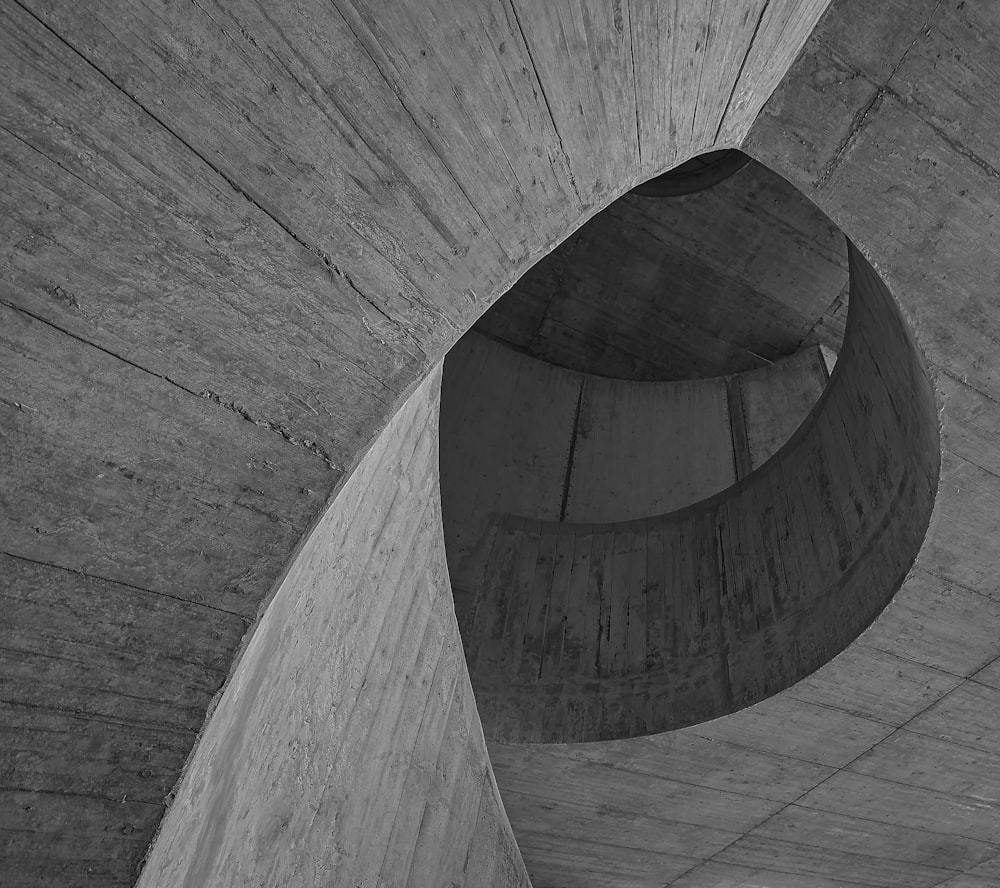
top-left (725, 375), bottom-right (753, 480)
top-left (714, 524), bottom-right (735, 708)
top-left (559, 380), bottom-right (586, 522)
top-left (627, 0), bottom-right (642, 167)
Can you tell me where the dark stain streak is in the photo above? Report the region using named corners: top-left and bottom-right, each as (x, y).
top-left (594, 564), bottom-right (604, 675)
top-left (713, 525), bottom-right (735, 709)
top-left (1, 300), bottom-right (340, 470)
top-left (559, 380), bottom-right (586, 522)
top-left (626, 0), bottom-right (642, 167)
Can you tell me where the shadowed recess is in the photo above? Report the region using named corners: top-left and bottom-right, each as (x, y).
top-left (441, 236), bottom-right (939, 743)
top-left (473, 155), bottom-right (849, 382)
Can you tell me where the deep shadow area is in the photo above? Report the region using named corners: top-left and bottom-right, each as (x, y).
top-left (474, 155), bottom-right (848, 381)
top-left (443, 200), bottom-right (939, 741)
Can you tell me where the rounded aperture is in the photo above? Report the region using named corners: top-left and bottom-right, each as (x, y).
top-left (439, 154), bottom-right (940, 743)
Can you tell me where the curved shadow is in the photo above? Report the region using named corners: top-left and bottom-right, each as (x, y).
top-left (458, 241), bottom-right (940, 743)
top-left (631, 149), bottom-right (751, 198)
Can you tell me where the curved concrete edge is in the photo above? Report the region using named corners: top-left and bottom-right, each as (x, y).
top-left (457, 242), bottom-right (940, 743)
top-left (0, 0), bottom-right (847, 882)
top-left (137, 366), bottom-right (530, 888)
top-left (442, 331), bottom-right (831, 532)
top-left (489, 5), bottom-right (1000, 885)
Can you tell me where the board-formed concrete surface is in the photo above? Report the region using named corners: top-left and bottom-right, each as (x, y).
top-left (441, 332), bottom-right (831, 537)
top-left (474, 156), bottom-right (849, 380)
top-left (6, 1), bottom-right (1000, 886)
top-left (137, 367), bottom-right (531, 887)
top-left (445, 243), bottom-right (938, 744)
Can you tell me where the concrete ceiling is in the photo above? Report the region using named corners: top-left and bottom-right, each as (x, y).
top-left (5, 1), bottom-right (1000, 887)
top-left (476, 155), bottom-right (849, 380)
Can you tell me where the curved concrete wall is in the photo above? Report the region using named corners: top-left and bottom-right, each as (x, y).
top-left (1, 0), bottom-right (832, 879)
top-left (459, 242), bottom-right (939, 742)
top-left (488, 5), bottom-right (1000, 883)
top-left (441, 335), bottom-right (829, 552)
top-left (474, 156), bottom-right (850, 381)
top-left (442, 331), bottom-right (831, 638)
top-left (18, 1), bottom-right (1000, 887)
top-left (137, 368), bottom-right (530, 887)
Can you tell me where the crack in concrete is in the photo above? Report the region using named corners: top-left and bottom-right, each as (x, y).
top-left (199, 390), bottom-right (339, 470)
top-left (856, 635), bottom-right (964, 681)
top-left (918, 113), bottom-right (1000, 181)
top-left (626, 0), bottom-right (642, 169)
top-left (916, 565), bottom-right (1000, 605)
top-left (883, 0), bottom-right (944, 86)
top-left (936, 365), bottom-right (1000, 406)
top-left (3, 299), bottom-right (339, 470)
top-left (329, 0), bottom-right (505, 262)
top-left (691, 0), bottom-right (717, 145)
top-left (1, 298), bottom-right (195, 394)
top-left (796, 279), bottom-right (849, 352)
top-left (1, 697), bottom-right (200, 737)
top-left (942, 446), bottom-right (1000, 486)
top-left (1, 551), bottom-right (247, 618)
top-left (526, 229), bottom-right (587, 356)
top-left (558, 379), bottom-right (585, 522)
top-left (0, 395), bottom-right (36, 413)
top-left (817, 84), bottom-right (885, 187)
top-left (817, 0), bottom-right (947, 189)
top-left (3, 123), bottom-right (405, 396)
top-left (354, 293), bottom-right (419, 353)
top-left (2, 784), bottom-right (161, 808)
top-left (676, 667), bottom-right (973, 886)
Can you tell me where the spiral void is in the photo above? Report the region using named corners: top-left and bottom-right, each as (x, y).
top-left (440, 152), bottom-right (940, 743)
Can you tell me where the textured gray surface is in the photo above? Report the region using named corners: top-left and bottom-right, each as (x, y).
top-left (11, 0), bottom-right (1000, 885)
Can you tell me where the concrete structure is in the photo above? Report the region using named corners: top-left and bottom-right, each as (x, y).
top-left (474, 154), bottom-right (849, 380)
top-left (441, 241), bottom-right (938, 746)
top-left (4, 1), bottom-right (1000, 887)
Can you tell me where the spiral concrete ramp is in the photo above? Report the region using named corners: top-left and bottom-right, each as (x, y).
top-left (4, 1), bottom-right (1000, 887)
